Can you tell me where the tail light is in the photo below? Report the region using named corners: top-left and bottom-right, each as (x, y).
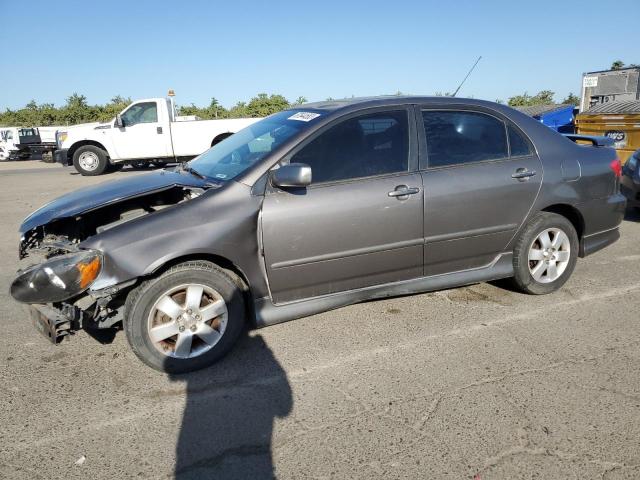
top-left (610, 158), bottom-right (622, 178)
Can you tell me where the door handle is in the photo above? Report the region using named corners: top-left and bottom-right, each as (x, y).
top-left (512, 168), bottom-right (537, 181)
top-left (388, 185), bottom-right (420, 199)
top-left (157, 126), bottom-right (163, 134)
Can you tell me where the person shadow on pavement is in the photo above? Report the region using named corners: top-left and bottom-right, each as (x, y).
top-left (169, 333), bottom-right (293, 480)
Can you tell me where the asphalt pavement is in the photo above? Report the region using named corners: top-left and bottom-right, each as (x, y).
top-left (1, 160), bottom-right (639, 479)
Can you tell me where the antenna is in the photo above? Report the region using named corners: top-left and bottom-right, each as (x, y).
top-left (452, 56), bottom-right (482, 97)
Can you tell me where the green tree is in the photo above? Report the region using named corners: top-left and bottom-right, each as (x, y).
top-left (508, 90), bottom-right (556, 107)
top-left (98, 95), bottom-right (132, 122)
top-left (245, 93), bottom-right (290, 117)
top-left (205, 97), bottom-right (227, 119)
top-left (177, 103), bottom-right (202, 117)
top-left (611, 60), bottom-right (625, 70)
top-left (0, 92), bottom-right (305, 127)
top-left (562, 92), bottom-right (580, 106)
top-left (227, 101), bottom-right (249, 118)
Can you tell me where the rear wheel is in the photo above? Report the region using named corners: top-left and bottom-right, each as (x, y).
top-left (512, 212), bottom-right (578, 295)
top-left (73, 145), bottom-right (108, 176)
top-left (124, 261), bottom-right (245, 373)
top-left (41, 151), bottom-right (55, 163)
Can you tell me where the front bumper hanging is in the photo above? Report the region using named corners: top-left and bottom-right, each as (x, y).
top-left (54, 148), bottom-right (69, 166)
top-left (29, 303), bottom-right (84, 344)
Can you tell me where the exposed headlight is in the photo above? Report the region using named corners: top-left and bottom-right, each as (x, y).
top-left (56, 131), bottom-right (68, 148)
top-left (10, 250), bottom-right (102, 304)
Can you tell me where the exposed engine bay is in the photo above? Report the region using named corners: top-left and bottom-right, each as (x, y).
top-left (14, 185), bottom-right (206, 343)
top-left (19, 186), bottom-right (204, 260)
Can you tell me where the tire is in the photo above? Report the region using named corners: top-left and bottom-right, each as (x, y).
top-left (41, 151), bottom-right (55, 163)
top-left (73, 145), bottom-right (108, 176)
top-left (512, 212), bottom-right (579, 295)
top-left (124, 261), bottom-right (245, 373)
top-left (211, 132), bottom-right (234, 147)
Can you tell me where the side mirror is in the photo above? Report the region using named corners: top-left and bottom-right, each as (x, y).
top-left (114, 115), bottom-right (124, 128)
top-left (271, 163), bottom-right (312, 188)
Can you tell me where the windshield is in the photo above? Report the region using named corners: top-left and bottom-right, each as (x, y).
top-left (189, 109), bottom-right (324, 180)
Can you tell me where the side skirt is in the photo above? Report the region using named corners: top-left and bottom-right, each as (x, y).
top-left (254, 253), bottom-right (514, 327)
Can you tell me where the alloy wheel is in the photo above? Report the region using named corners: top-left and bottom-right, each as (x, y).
top-left (146, 283), bottom-right (228, 359)
top-left (528, 228), bottom-right (571, 283)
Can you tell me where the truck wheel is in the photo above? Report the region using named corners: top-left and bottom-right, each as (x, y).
top-left (73, 145), bottom-right (108, 176)
top-left (124, 261), bottom-right (246, 373)
top-left (511, 212), bottom-right (578, 295)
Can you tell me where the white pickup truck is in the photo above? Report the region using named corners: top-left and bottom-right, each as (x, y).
top-left (55, 95), bottom-right (260, 175)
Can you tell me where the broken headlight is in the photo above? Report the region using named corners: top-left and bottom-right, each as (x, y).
top-left (10, 250), bottom-right (102, 304)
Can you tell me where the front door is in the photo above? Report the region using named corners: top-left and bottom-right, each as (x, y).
top-left (111, 101), bottom-right (171, 160)
top-left (261, 108), bottom-right (424, 304)
top-left (419, 108), bottom-right (543, 275)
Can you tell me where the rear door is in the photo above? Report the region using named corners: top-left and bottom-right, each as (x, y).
top-left (111, 101), bottom-right (172, 160)
top-left (261, 107), bottom-right (424, 304)
top-left (419, 107), bottom-right (542, 275)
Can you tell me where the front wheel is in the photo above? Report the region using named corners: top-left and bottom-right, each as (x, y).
top-left (124, 261), bottom-right (246, 373)
top-left (73, 145), bottom-right (109, 176)
top-left (511, 212), bottom-right (578, 295)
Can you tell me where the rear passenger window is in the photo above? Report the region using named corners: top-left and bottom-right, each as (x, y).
top-left (508, 125), bottom-right (533, 156)
top-left (291, 110), bottom-right (409, 183)
top-left (422, 111), bottom-right (508, 167)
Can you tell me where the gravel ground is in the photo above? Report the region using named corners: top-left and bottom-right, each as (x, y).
top-left (1, 160), bottom-right (639, 479)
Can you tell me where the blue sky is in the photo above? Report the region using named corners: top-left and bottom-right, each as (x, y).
top-left (1, 0), bottom-right (638, 110)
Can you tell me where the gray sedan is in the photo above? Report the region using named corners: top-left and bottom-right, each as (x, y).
top-left (11, 96), bottom-right (626, 372)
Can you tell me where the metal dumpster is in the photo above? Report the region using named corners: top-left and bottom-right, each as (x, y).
top-left (515, 104), bottom-right (576, 133)
top-left (575, 100), bottom-right (640, 163)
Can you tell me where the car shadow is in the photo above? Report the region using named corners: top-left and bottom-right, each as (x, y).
top-left (168, 332), bottom-right (293, 480)
top-left (624, 206), bottom-right (640, 222)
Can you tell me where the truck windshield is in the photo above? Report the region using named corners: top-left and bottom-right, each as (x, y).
top-left (189, 109), bottom-right (324, 181)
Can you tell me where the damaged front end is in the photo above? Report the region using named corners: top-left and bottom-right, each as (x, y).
top-left (12, 171), bottom-right (212, 344)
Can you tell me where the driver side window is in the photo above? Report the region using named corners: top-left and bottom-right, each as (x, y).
top-left (121, 102), bottom-right (158, 127)
top-left (290, 110), bottom-right (409, 184)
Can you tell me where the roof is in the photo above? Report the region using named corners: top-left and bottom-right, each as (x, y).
top-left (514, 104), bottom-right (574, 118)
top-left (298, 95), bottom-right (521, 113)
top-left (584, 67), bottom-right (640, 75)
top-left (301, 96), bottom-right (414, 110)
top-left (581, 100), bottom-right (640, 115)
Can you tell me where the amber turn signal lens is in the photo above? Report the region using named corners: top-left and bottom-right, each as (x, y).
top-left (77, 256), bottom-right (101, 289)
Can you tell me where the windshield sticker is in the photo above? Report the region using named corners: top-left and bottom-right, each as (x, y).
top-left (288, 112), bottom-right (321, 122)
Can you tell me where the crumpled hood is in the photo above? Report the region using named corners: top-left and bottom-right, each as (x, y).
top-left (20, 169), bottom-right (211, 234)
